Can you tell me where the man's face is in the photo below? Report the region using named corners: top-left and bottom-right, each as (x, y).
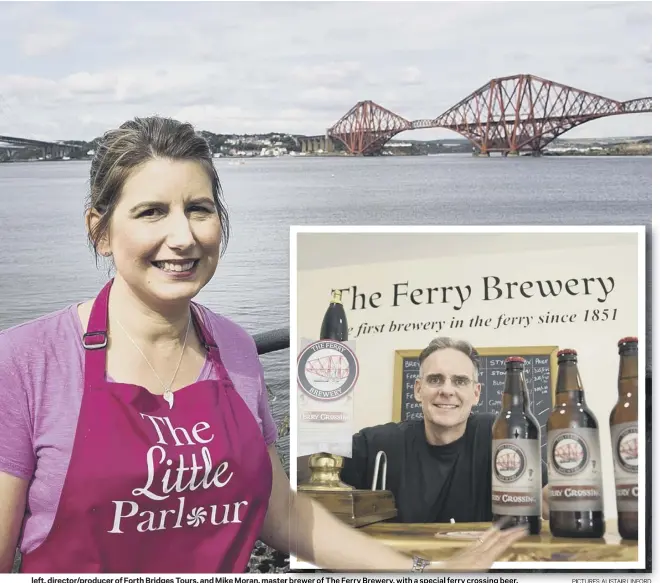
top-left (414, 348), bottom-right (481, 430)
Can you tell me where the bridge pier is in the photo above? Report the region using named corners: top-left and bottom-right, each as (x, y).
top-left (473, 149), bottom-right (530, 157)
top-left (300, 135), bottom-right (335, 154)
top-left (41, 145), bottom-right (67, 160)
top-left (0, 148), bottom-right (20, 162)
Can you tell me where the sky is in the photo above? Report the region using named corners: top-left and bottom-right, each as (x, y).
top-left (0, 1), bottom-right (652, 142)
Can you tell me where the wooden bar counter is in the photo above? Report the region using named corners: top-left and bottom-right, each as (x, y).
top-left (360, 520), bottom-right (638, 563)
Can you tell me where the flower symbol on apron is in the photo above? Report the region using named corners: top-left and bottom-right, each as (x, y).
top-left (187, 507), bottom-right (208, 527)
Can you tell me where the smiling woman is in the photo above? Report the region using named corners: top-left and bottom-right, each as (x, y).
top-left (0, 116), bottom-right (528, 574)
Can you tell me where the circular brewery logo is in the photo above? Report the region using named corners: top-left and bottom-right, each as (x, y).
top-left (297, 340), bottom-right (359, 401)
top-left (617, 427), bottom-right (638, 473)
top-left (551, 433), bottom-right (588, 475)
top-left (494, 443), bottom-right (526, 483)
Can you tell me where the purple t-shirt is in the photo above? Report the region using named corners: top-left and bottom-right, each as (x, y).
top-left (0, 303), bottom-right (278, 554)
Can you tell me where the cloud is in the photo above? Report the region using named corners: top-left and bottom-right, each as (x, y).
top-left (0, 1), bottom-right (651, 140)
top-left (290, 62), bottom-right (362, 85)
top-left (401, 66), bottom-right (422, 86)
top-left (4, 3), bottom-right (79, 58)
top-left (62, 71), bottom-right (116, 95)
top-left (20, 25), bottom-right (76, 57)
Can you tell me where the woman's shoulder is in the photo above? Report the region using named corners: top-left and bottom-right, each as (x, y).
top-left (193, 304), bottom-right (257, 353)
top-left (0, 304), bottom-right (80, 359)
top-left (0, 304), bottom-right (82, 406)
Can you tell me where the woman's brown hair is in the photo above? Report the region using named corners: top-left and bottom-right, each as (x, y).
top-left (85, 116), bottom-right (230, 264)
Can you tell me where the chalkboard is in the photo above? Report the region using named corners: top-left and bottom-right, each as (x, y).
top-left (393, 346), bottom-right (558, 464)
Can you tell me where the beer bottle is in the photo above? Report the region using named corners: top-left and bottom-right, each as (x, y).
top-left (547, 349), bottom-right (605, 538)
top-left (320, 289), bottom-right (348, 341)
top-left (302, 289), bottom-right (353, 491)
top-left (492, 356), bottom-right (542, 535)
top-left (610, 337), bottom-right (639, 540)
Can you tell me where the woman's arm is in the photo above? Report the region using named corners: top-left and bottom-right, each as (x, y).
top-left (261, 446), bottom-right (528, 572)
top-left (0, 472), bottom-right (28, 572)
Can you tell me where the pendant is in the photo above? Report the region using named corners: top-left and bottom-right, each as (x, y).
top-left (164, 389), bottom-right (174, 409)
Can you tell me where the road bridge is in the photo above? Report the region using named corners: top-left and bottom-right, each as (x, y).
top-left (0, 135), bottom-right (83, 160)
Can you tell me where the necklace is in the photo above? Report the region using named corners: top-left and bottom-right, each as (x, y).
top-left (113, 312), bottom-right (191, 409)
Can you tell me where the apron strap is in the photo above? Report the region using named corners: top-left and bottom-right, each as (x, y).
top-left (190, 302), bottom-right (217, 349)
top-left (190, 303), bottom-right (232, 384)
top-left (82, 279), bottom-right (113, 392)
top-left (82, 281), bottom-right (230, 391)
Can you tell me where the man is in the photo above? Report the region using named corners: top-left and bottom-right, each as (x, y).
top-left (300, 337), bottom-right (549, 523)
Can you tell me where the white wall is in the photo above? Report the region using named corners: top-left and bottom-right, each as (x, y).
top-left (297, 231), bottom-right (641, 519)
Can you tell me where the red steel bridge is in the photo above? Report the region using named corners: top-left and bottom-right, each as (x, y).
top-left (326, 74), bottom-right (652, 156)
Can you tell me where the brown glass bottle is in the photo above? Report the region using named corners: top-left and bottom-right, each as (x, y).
top-left (320, 289), bottom-right (348, 341)
top-left (492, 356), bottom-right (542, 534)
top-left (610, 337), bottom-right (638, 540)
top-left (547, 349), bottom-right (605, 538)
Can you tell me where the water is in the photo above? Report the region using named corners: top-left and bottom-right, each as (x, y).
top-left (0, 155), bottom-right (652, 467)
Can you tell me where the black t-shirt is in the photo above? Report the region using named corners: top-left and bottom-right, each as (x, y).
top-left (340, 413), bottom-right (548, 523)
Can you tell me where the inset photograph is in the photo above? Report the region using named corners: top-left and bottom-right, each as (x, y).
top-left (292, 226), bottom-right (645, 571)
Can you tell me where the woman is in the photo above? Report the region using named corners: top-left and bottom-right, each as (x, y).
top-left (0, 116), bottom-right (527, 573)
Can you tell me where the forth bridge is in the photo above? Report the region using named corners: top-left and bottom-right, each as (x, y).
top-left (305, 74), bottom-right (652, 157)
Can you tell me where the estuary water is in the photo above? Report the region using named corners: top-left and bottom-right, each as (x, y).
top-left (0, 154), bottom-right (652, 465)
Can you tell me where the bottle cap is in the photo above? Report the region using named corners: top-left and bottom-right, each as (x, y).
top-left (505, 356), bottom-right (525, 364)
top-left (557, 348), bottom-right (578, 362)
top-left (330, 289), bottom-right (343, 303)
top-left (618, 336), bottom-right (638, 346)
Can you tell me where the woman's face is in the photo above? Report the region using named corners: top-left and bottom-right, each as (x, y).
top-left (101, 157), bottom-right (222, 308)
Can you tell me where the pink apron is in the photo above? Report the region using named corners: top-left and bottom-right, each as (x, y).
top-left (21, 280), bottom-right (273, 573)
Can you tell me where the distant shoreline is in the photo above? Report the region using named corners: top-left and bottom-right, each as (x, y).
top-left (0, 132), bottom-right (650, 163)
top-left (0, 151), bottom-right (652, 164)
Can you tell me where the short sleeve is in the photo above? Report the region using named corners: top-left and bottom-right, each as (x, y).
top-left (249, 334), bottom-right (278, 446)
top-left (198, 305), bottom-right (280, 447)
top-left (0, 332), bottom-right (35, 479)
top-left (257, 379), bottom-right (278, 446)
top-left (340, 431), bottom-right (369, 489)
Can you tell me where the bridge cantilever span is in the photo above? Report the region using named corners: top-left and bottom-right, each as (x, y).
top-left (327, 74), bottom-right (651, 155)
top-left (329, 101), bottom-right (412, 156)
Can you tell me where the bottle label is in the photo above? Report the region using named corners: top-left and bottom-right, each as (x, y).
top-left (611, 421), bottom-right (638, 512)
top-left (491, 438), bottom-right (542, 516)
top-left (548, 428), bottom-right (604, 511)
